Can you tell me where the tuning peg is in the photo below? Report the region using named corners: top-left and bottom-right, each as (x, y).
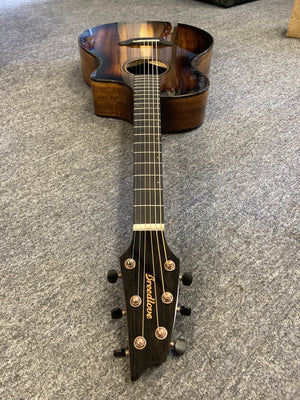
top-left (113, 348), bottom-right (129, 358)
top-left (107, 269), bottom-right (121, 283)
top-left (180, 271), bottom-right (193, 286)
top-left (111, 307), bottom-right (126, 319)
top-left (177, 305), bottom-right (192, 316)
top-left (171, 338), bottom-right (186, 356)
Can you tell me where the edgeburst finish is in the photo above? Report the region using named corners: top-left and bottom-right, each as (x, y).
top-left (78, 21), bottom-right (213, 133)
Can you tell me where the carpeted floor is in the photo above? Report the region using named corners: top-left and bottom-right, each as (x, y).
top-left (0, 0), bottom-right (299, 399)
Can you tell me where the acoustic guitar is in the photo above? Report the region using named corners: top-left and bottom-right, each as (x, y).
top-left (78, 21), bottom-right (213, 381)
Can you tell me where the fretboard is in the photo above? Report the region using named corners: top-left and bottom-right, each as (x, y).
top-left (133, 74), bottom-right (164, 231)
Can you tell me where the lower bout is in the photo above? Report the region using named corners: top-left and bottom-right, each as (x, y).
top-left (91, 80), bottom-right (209, 134)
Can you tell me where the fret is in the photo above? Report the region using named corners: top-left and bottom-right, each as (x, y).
top-left (134, 114), bottom-right (160, 118)
top-left (134, 82), bottom-right (159, 84)
top-left (134, 129), bottom-right (160, 133)
top-left (134, 127), bottom-right (160, 130)
top-left (134, 103), bottom-right (159, 107)
top-left (134, 114), bottom-right (160, 117)
top-left (134, 128), bottom-right (161, 133)
top-left (134, 94), bottom-right (159, 96)
top-left (134, 121), bottom-right (160, 124)
top-left (134, 105), bottom-right (159, 108)
top-left (134, 143), bottom-right (161, 152)
top-left (134, 137), bottom-right (161, 141)
top-left (134, 204), bottom-right (164, 207)
top-left (133, 205), bottom-right (164, 226)
top-left (134, 162), bottom-right (162, 164)
top-left (134, 140), bottom-right (160, 145)
top-left (134, 190), bottom-right (163, 206)
top-left (134, 153), bottom-right (161, 163)
top-left (134, 132), bottom-right (160, 136)
top-left (134, 188), bottom-right (163, 190)
top-left (134, 139), bottom-right (161, 143)
top-left (134, 166), bottom-right (161, 176)
top-left (134, 113), bottom-right (160, 116)
top-left (134, 89), bottom-right (159, 92)
top-left (134, 82), bottom-right (159, 85)
top-left (134, 174), bottom-right (162, 177)
top-left (134, 176), bottom-right (162, 189)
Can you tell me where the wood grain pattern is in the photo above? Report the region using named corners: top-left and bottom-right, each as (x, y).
top-left (119, 231), bottom-right (180, 381)
top-left (78, 21), bottom-right (213, 133)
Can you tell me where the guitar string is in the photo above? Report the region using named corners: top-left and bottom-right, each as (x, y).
top-left (142, 209), bottom-right (146, 337)
top-left (133, 50), bottom-right (141, 301)
top-left (150, 230), bottom-right (159, 328)
top-left (145, 43), bottom-right (148, 233)
top-left (154, 40), bottom-right (166, 294)
top-left (156, 42), bottom-right (163, 229)
top-left (152, 40), bottom-right (157, 230)
top-left (137, 50), bottom-right (142, 303)
top-left (136, 52), bottom-right (142, 300)
top-left (156, 37), bottom-right (168, 266)
top-left (149, 42), bottom-right (160, 329)
top-left (141, 41), bottom-right (146, 338)
top-left (153, 41), bottom-right (161, 330)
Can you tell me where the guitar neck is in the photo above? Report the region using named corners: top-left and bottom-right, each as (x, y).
top-left (133, 74), bottom-right (164, 231)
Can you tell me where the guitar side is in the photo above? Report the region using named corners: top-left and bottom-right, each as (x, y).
top-left (78, 21), bottom-right (213, 134)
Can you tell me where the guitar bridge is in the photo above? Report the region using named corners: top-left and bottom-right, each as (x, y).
top-left (119, 37), bottom-right (173, 46)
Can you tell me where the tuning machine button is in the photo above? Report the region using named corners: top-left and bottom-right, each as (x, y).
top-left (107, 269), bottom-right (121, 283)
top-left (177, 305), bottom-right (192, 316)
top-left (180, 271), bottom-right (193, 286)
top-left (111, 307), bottom-right (126, 319)
top-left (113, 348), bottom-right (129, 358)
top-left (170, 338), bottom-right (186, 356)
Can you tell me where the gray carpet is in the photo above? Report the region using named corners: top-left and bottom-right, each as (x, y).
top-left (0, 0), bottom-right (299, 398)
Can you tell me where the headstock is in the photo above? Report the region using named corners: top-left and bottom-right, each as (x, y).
top-left (108, 230), bottom-right (192, 380)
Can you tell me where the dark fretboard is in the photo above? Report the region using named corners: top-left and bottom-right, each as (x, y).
top-left (133, 74), bottom-right (164, 231)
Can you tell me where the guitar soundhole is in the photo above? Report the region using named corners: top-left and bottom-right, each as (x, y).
top-left (126, 59), bottom-right (168, 75)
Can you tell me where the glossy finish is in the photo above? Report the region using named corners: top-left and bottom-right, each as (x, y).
top-left (120, 231), bottom-right (179, 381)
top-left (78, 21), bottom-right (213, 133)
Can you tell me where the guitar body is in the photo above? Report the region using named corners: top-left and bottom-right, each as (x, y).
top-left (79, 21), bottom-right (213, 133)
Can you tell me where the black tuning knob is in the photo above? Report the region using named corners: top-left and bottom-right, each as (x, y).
top-left (178, 305), bottom-right (192, 316)
top-left (107, 269), bottom-right (120, 283)
top-left (171, 338), bottom-right (186, 356)
top-left (181, 271), bottom-right (193, 286)
top-left (111, 307), bottom-right (124, 319)
top-left (113, 348), bottom-right (128, 358)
